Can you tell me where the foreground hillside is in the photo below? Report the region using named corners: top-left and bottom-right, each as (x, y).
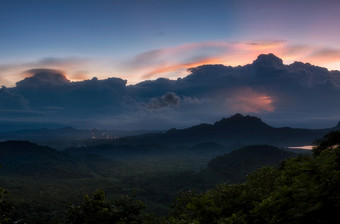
top-left (0, 140), bottom-right (299, 223)
top-left (205, 145), bottom-right (296, 183)
top-left (1, 131), bottom-right (337, 223)
top-left (164, 132), bottom-right (340, 224)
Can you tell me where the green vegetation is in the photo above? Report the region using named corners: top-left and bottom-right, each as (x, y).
top-left (206, 145), bottom-right (295, 183)
top-left (1, 131), bottom-right (339, 223)
top-left (165, 133), bottom-right (340, 223)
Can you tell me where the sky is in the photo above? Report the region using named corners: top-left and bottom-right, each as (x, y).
top-left (1, 0), bottom-right (340, 130)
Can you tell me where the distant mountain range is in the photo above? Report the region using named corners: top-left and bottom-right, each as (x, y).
top-left (0, 128), bottom-right (162, 149)
top-left (115, 113), bottom-right (340, 148)
top-left (0, 114), bottom-right (339, 150)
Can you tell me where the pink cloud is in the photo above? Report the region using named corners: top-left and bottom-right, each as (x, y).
top-left (2, 40), bottom-right (340, 87)
top-left (308, 49), bottom-right (340, 63)
top-left (127, 40), bottom-right (340, 82)
top-left (226, 88), bottom-right (275, 113)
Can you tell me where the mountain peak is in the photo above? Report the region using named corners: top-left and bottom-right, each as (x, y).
top-left (213, 114), bottom-right (271, 130)
top-left (230, 113), bottom-right (244, 119)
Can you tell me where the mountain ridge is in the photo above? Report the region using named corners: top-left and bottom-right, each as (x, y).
top-left (115, 114), bottom-right (338, 147)
top-left (1, 114), bottom-right (339, 149)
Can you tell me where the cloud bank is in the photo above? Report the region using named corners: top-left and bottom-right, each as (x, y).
top-left (1, 54), bottom-right (340, 130)
top-left (2, 40), bottom-right (340, 88)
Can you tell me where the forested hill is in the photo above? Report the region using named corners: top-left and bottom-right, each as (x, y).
top-left (205, 145), bottom-right (296, 183)
top-left (0, 141), bottom-right (91, 177)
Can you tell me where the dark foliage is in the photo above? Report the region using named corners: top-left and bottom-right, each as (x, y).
top-left (207, 145), bottom-right (295, 183)
top-left (66, 189), bottom-right (153, 224)
top-left (313, 131), bottom-right (340, 155)
top-left (167, 134), bottom-right (340, 224)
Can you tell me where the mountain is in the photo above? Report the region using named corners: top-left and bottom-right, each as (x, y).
top-left (115, 114), bottom-right (334, 147)
top-left (1, 114), bottom-right (337, 151)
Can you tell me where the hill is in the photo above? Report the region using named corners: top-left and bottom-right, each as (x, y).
top-left (0, 141), bottom-right (88, 177)
top-left (205, 145), bottom-right (296, 183)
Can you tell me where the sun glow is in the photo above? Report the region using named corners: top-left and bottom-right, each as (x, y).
top-left (226, 88), bottom-right (275, 113)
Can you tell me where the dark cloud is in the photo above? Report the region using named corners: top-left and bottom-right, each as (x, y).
top-left (0, 86), bottom-right (28, 109)
top-left (35, 57), bottom-right (90, 67)
top-left (146, 92), bottom-right (180, 109)
top-left (17, 69), bottom-right (70, 88)
top-left (1, 54), bottom-right (340, 130)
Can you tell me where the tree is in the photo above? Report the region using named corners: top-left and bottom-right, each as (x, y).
top-left (251, 146), bottom-right (340, 224)
top-left (166, 132), bottom-right (340, 224)
top-left (0, 165), bottom-right (13, 224)
top-left (313, 131), bottom-right (340, 155)
top-left (66, 189), bottom-right (152, 224)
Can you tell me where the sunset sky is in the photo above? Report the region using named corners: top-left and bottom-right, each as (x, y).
top-left (1, 0), bottom-right (340, 86)
top-left (1, 0), bottom-right (340, 130)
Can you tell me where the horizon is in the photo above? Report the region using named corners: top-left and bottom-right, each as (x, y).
top-left (3, 112), bottom-right (340, 131)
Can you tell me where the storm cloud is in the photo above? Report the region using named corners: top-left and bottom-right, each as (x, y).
top-left (146, 92), bottom-right (180, 109)
top-left (1, 54), bottom-right (340, 130)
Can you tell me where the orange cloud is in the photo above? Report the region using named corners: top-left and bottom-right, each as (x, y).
top-left (128, 40), bottom-right (340, 83)
top-left (68, 72), bottom-right (90, 82)
top-left (2, 40), bottom-right (340, 87)
top-left (308, 49), bottom-right (340, 63)
top-left (129, 40), bottom-right (288, 81)
top-left (226, 88), bottom-right (275, 113)
top-left (245, 40), bottom-right (287, 50)
top-left (142, 56), bottom-right (226, 79)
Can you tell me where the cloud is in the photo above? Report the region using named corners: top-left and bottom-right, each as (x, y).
top-left (246, 40), bottom-right (287, 50)
top-left (1, 53), bottom-right (340, 130)
top-left (123, 40), bottom-right (340, 84)
top-left (141, 56), bottom-right (226, 79)
top-left (309, 48), bottom-right (340, 63)
top-left (0, 56), bottom-right (95, 87)
top-left (146, 92), bottom-right (180, 109)
top-left (17, 69), bottom-right (70, 88)
top-left (126, 41), bottom-right (232, 79)
top-left (225, 88), bottom-right (274, 113)
top-left (0, 87), bottom-right (28, 109)
top-left (33, 57), bottom-right (90, 68)
top-left (2, 40), bottom-right (340, 88)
